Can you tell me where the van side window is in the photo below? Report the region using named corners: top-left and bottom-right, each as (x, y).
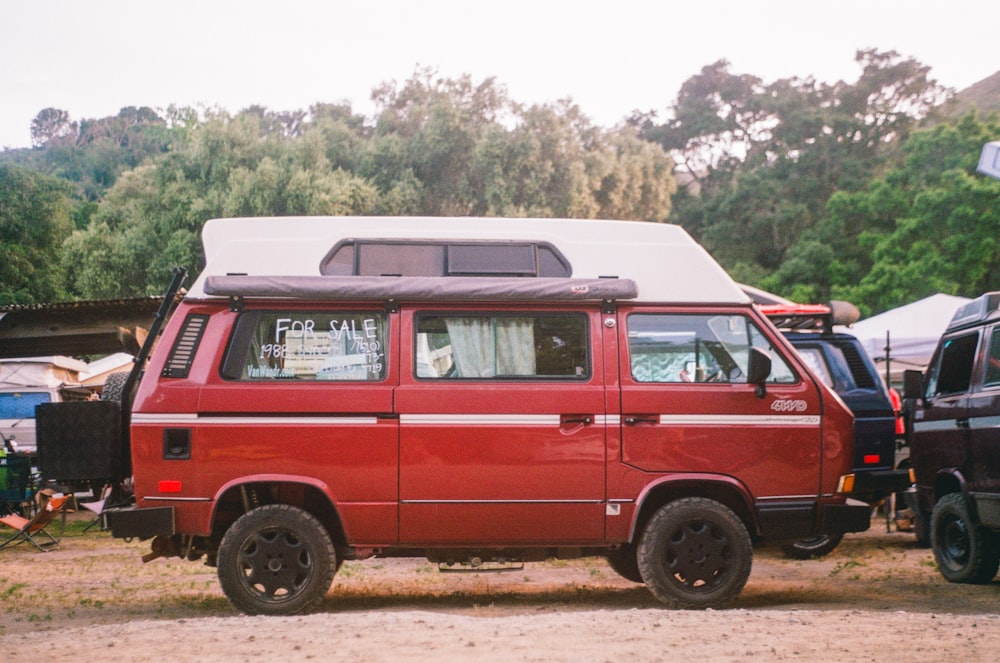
top-left (986, 328), bottom-right (1000, 388)
top-left (223, 311), bottom-right (387, 381)
top-left (925, 332), bottom-right (979, 397)
top-left (321, 240), bottom-right (571, 277)
top-left (414, 314), bottom-right (588, 379)
top-left (627, 313), bottom-right (796, 384)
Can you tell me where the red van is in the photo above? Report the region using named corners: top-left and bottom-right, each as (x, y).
top-left (103, 217), bottom-right (869, 615)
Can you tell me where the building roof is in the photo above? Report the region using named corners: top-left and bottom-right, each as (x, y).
top-left (0, 296), bottom-right (167, 358)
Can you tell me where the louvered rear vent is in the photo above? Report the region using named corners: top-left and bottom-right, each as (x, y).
top-left (161, 314), bottom-right (209, 378)
top-left (840, 343), bottom-right (876, 389)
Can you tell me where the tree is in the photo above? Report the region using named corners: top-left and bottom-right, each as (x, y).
top-left (765, 111), bottom-right (1000, 314)
top-left (62, 112), bottom-right (380, 298)
top-left (0, 164), bottom-right (75, 304)
top-left (635, 51), bottom-right (948, 280)
top-left (30, 108), bottom-right (77, 147)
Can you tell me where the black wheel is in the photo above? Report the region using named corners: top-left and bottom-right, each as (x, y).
top-left (217, 504), bottom-right (336, 615)
top-left (637, 497), bottom-right (752, 609)
top-left (605, 544), bottom-right (643, 583)
top-left (781, 533), bottom-right (844, 560)
top-left (930, 493), bottom-right (1000, 584)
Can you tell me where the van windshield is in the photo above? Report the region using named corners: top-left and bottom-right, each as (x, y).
top-left (0, 392), bottom-right (52, 419)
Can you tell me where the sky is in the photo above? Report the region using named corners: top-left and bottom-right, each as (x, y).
top-left (1, 0), bottom-right (998, 150)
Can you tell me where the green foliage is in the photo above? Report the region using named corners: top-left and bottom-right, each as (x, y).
top-left (788, 111), bottom-right (1000, 314)
top-left (4, 57), bottom-right (997, 312)
top-left (0, 164), bottom-right (75, 304)
top-left (50, 70), bottom-right (675, 298)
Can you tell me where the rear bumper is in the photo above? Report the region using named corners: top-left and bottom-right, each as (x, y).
top-left (840, 468), bottom-right (912, 504)
top-left (103, 505), bottom-right (175, 539)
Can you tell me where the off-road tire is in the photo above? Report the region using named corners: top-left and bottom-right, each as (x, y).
top-left (781, 533), bottom-right (844, 559)
top-left (637, 497), bottom-right (752, 609)
top-left (931, 492), bottom-right (1000, 584)
top-left (217, 504), bottom-right (336, 615)
top-left (100, 371), bottom-right (130, 402)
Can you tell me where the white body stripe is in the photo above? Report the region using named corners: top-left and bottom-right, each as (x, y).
top-left (659, 414), bottom-right (820, 427)
top-left (400, 414), bottom-right (560, 426)
top-left (131, 413), bottom-right (379, 426)
top-left (132, 413), bottom-right (814, 427)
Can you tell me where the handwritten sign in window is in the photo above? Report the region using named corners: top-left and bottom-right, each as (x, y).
top-left (242, 312), bottom-right (387, 381)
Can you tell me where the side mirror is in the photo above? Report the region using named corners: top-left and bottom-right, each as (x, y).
top-left (747, 347), bottom-right (772, 398)
top-left (902, 370), bottom-right (924, 401)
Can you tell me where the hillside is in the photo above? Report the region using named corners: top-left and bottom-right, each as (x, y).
top-left (946, 70), bottom-right (1000, 117)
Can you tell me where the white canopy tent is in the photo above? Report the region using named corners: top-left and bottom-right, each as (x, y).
top-left (845, 293), bottom-right (971, 384)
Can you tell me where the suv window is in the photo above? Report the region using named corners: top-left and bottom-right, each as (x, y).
top-left (984, 327), bottom-right (1000, 388)
top-left (796, 347), bottom-right (834, 388)
top-left (414, 313), bottom-right (588, 379)
top-left (626, 313), bottom-right (796, 384)
top-left (925, 332), bottom-right (979, 398)
top-left (223, 311), bottom-right (388, 381)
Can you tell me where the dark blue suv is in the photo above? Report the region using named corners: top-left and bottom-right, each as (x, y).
top-left (758, 301), bottom-right (911, 557)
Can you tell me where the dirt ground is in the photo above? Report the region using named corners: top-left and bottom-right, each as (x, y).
top-left (1, 511), bottom-right (998, 662)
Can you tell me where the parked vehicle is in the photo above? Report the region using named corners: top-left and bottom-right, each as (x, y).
top-left (903, 292), bottom-right (1000, 583)
top-left (758, 303), bottom-right (911, 558)
top-left (57, 217), bottom-right (869, 615)
top-left (0, 356), bottom-right (92, 455)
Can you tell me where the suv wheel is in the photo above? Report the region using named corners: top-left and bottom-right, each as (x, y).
top-left (930, 493), bottom-right (1000, 584)
top-left (781, 533), bottom-right (844, 559)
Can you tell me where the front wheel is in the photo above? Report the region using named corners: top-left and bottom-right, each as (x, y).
top-left (217, 504), bottom-right (336, 615)
top-left (931, 493), bottom-right (1000, 584)
top-left (781, 533), bottom-right (844, 560)
top-left (637, 497), bottom-right (752, 609)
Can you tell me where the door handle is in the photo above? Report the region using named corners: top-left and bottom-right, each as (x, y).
top-left (561, 415), bottom-right (593, 425)
top-left (624, 416), bottom-right (658, 425)
top-left (956, 418), bottom-right (970, 429)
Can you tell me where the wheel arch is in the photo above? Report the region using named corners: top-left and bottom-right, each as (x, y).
top-left (627, 475), bottom-right (758, 543)
top-left (211, 475), bottom-right (347, 548)
top-left (933, 469), bottom-right (968, 504)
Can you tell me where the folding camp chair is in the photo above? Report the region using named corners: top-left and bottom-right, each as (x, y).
top-left (80, 483), bottom-right (113, 532)
top-left (0, 491), bottom-right (72, 552)
top-left (0, 453), bottom-right (36, 517)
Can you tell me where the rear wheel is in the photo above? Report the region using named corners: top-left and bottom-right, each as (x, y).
top-left (217, 504), bottom-right (336, 615)
top-left (781, 533), bottom-right (844, 559)
top-left (930, 493), bottom-right (1000, 584)
top-left (637, 497), bottom-right (752, 609)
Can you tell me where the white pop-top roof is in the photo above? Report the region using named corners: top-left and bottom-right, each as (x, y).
top-left (190, 216), bottom-right (749, 304)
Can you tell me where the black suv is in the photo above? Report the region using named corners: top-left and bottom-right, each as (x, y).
top-left (904, 292), bottom-right (1000, 583)
top-left (760, 302), bottom-right (911, 558)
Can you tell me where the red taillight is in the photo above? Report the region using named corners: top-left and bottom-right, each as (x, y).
top-left (863, 454), bottom-right (880, 465)
top-left (159, 480), bottom-right (182, 493)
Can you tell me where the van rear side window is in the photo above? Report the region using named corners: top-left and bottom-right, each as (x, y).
top-left (414, 313), bottom-right (588, 379)
top-left (223, 311), bottom-right (388, 381)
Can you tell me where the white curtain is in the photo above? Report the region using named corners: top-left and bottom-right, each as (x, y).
top-left (445, 317), bottom-right (535, 377)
